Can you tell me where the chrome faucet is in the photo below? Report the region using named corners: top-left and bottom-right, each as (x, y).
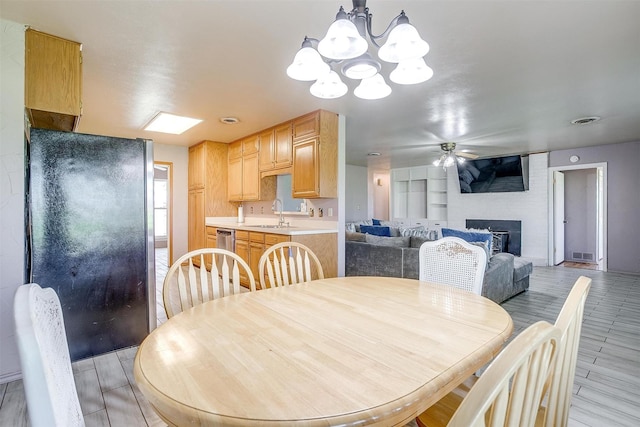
top-left (273, 198), bottom-right (285, 227)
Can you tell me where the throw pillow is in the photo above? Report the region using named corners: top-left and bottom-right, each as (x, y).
top-left (345, 222), bottom-right (357, 232)
top-left (399, 225), bottom-right (429, 237)
top-left (441, 228), bottom-right (493, 254)
top-left (346, 231), bottom-right (367, 242)
top-left (360, 225), bottom-right (391, 237)
top-left (372, 218), bottom-right (382, 225)
top-left (469, 241), bottom-right (491, 267)
top-left (365, 234), bottom-right (410, 247)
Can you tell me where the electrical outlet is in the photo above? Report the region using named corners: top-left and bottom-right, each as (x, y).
top-left (261, 206), bottom-right (264, 214)
top-left (319, 208), bottom-right (323, 217)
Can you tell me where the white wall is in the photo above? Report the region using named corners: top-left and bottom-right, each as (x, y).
top-left (345, 164), bottom-right (368, 221)
top-left (153, 143), bottom-right (188, 263)
top-left (447, 153), bottom-right (549, 265)
top-left (0, 19), bottom-right (25, 383)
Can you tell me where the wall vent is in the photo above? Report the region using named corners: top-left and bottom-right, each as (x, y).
top-left (572, 252), bottom-right (583, 259)
top-left (583, 252), bottom-right (594, 261)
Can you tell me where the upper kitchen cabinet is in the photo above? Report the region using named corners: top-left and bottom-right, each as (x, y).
top-left (25, 29), bottom-right (82, 132)
top-left (259, 122), bottom-right (293, 173)
top-left (228, 137), bottom-right (275, 202)
top-left (292, 110), bottom-right (338, 198)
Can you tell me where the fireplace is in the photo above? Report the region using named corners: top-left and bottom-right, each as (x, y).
top-left (466, 219), bottom-right (522, 256)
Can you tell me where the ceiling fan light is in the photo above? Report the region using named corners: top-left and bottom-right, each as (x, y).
top-left (318, 8), bottom-right (368, 60)
top-left (310, 70), bottom-right (348, 99)
top-left (286, 46), bottom-right (331, 81)
top-left (443, 154), bottom-right (455, 168)
top-left (390, 57), bottom-right (434, 85)
top-left (457, 156), bottom-right (465, 164)
top-left (378, 21), bottom-right (430, 63)
top-left (354, 73), bottom-right (392, 100)
top-left (341, 52), bottom-right (381, 80)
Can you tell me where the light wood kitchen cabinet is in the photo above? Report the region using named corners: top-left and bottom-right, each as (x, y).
top-left (205, 227), bottom-right (217, 270)
top-left (292, 110), bottom-right (338, 198)
top-left (228, 140), bottom-right (242, 159)
top-left (25, 28), bottom-right (83, 132)
top-left (188, 141), bottom-right (237, 253)
top-left (260, 123), bottom-right (293, 172)
top-left (235, 231), bottom-right (250, 285)
top-left (228, 137), bottom-right (276, 202)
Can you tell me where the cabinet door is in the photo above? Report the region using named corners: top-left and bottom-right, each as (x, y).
top-left (292, 138), bottom-right (320, 198)
top-left (259, 128), bottom-right (275, 171)
top-left (188, 143), bottom-right (205, 190)
top-left (274, 122), bottom-right (293, 168)
top-left (243, 135), bottom-right (260, 155)
top-left (234, 239), bottom-right (250, 286)
top-left (228, 157), bottom-right (243, 201)
top-left (228, 140), bottom-right (242, 159)
top-left (249, 242), bottom-right (264, 288)
top-left (293, 111), bottom-right (319, 142)
top-left (242, 152), bottom-right (260, 200)
top-left (188, 189), bottom-right (205, 252)
top-left (25, 30), bottom-right (83, 131)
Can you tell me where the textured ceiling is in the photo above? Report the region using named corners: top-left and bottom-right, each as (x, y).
top-left (2, 0), bottom-right (639, 168)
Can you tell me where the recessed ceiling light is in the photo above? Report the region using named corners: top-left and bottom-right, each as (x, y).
top-left (220, 117), bottom-right (240, 124)
top-left (570, 116), bottom-right (601, 125)
top-left (367, 152), bottom-right (381, 156)
top-left (144, 112), bottom-right (202, 134)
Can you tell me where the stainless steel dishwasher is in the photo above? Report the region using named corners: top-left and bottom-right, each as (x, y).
top-left (216, 228), bottom-right (235, 252)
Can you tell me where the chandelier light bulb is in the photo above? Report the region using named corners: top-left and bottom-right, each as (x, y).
top-left (390, 57), bottom-right (434, 85)
top-left (341, 52), bottom-right (381, 80)
top-left (287, 46), bottom-right (331, 81)
top-left (354, 73), bottom-right (392, 100)
top-left (318, 7), bottom-right (368, 60)
top-left (310, 70), bottom-right (348, 99)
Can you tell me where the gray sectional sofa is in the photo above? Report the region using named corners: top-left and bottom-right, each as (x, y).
top-left (345, 236), bottom-right (532, 304)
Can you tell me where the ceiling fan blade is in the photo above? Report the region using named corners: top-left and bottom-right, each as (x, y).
top-left (457, 152), bottom-right (479, 159)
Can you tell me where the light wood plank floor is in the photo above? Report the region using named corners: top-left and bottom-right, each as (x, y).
top-left (1, 266), bottom-right (638, 426)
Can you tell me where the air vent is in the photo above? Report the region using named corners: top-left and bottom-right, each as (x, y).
top-left (571, 116), bottom-right (601, 125)
top-left (220, 117), bottom-right (239, 124)
top-left (572, 252), bottom-right (583, 259)
top-left (583, 253), bottom-right (594, 261)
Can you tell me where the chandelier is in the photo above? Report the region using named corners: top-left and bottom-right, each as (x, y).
top-left (286, 0), bottom-right (433, 100)
top-left (433, 143), bottom-right (466, 170)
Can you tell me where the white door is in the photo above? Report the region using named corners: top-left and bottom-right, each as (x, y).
top-left (553, 171), bottom-right (565, 265)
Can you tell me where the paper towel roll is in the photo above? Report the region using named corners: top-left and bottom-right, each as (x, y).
top-left (237, 205), bottom-right (244, 223)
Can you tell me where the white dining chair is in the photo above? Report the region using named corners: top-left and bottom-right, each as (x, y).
top-left (418, 236), bottom-right (487, 295)
top-left (417, 275), bottom-right (592, 427)
top-left (14, 283), bottom-right (85, 427)
top-left (447, 321), bottom-right (561, 427)
top-left (258, 242), bottom-right (324, 289)
top-left (163, 248), bottom-right (256, 318)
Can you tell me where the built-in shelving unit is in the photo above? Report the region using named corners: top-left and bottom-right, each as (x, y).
top-left (390, 165), bottom-right (447, 228)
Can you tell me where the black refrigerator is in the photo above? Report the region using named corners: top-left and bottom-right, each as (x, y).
top-left (26, 128), bottom-right (155, 361)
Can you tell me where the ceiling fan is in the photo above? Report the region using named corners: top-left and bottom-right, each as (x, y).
top-left (433, 142), bottom-right (479, 169)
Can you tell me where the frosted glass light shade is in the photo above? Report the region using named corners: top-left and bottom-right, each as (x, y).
top-left (318, 17), bottom-right (368, 60)
top-left (287, 46), bottom-right (331, 81)
top-left (354, 74), bottom-right (392, 100)
top-left (390, 57), bottom-right (434, 85)
top-left (310, 70), bottom-right (348, 99)
top-left (378, 22), bottom-right (430, 63)
top-left (341, 53), bottom-right (381, 80)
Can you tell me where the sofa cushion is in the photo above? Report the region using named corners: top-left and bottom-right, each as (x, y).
top-left (346, 231), bottom-right (366, 242)
top-left (360, 225), bottom-right (391, 237)
top-left (441, 228), bottom-right (493, 254)
top-left (365, 234), bottom-right (410, 247)
top-left (513, 257), bottom-right (534, 282)
top-left (399, 225), bottom-right (429, 238)
top-left (410, 235), bottom-right (434, 248)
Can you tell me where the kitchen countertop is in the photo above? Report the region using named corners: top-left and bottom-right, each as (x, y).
top-left (205, 218), bottom-right (338, 236)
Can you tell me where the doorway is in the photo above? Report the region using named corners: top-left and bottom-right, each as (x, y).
top-left (548, 163), bottom-right (607, 271)
top-left (154, 162), bottom-right (173, 315)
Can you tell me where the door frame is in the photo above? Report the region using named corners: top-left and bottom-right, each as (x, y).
top-left (547, 162), bottom-right (607, 271)
top-left (154, 161), bottom-right (174, 265)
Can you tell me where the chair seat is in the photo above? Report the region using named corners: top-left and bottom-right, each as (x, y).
top-left (416, 376), bottom-right (477, 427)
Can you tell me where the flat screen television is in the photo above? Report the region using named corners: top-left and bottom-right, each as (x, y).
top-left (457, 154), bottom-right (529, 193)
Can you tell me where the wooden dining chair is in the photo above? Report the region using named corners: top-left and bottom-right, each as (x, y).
top-left (417, 275), bottom-right (592, 427)
top-left (162, 248), bottom-right (256, 318)
top-left (446, 321), bottom-right (561, 427)
top-left (536, 275), bottom-right (592, 427)
top-left (258, 242), bottom-right (324, 289)
top-left (14, 283), bottom-right (85, 427)
top-left (418, 236), bottom-right (487, 295)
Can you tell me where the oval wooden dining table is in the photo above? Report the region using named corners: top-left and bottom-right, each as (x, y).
top-left (134, 276), bottom-right (513, 427)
